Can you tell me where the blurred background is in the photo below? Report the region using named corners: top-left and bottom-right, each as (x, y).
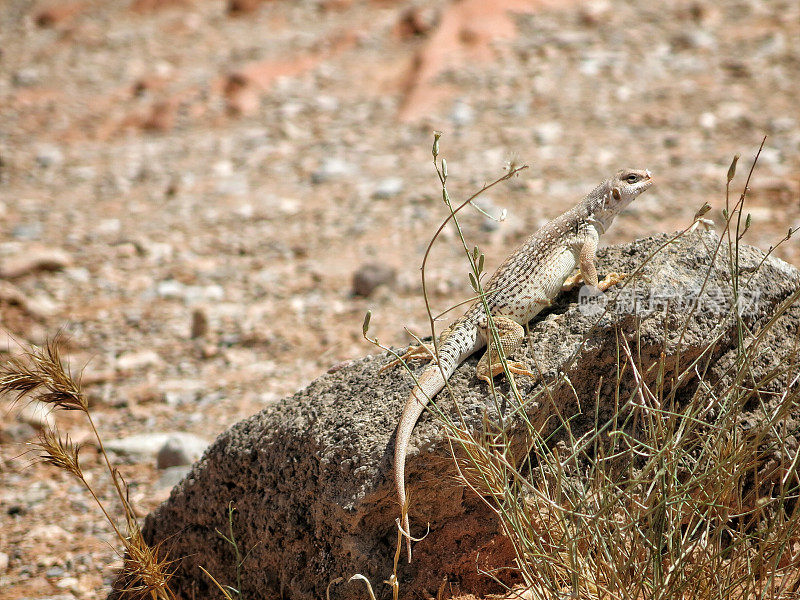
top-left (0, 0), bottom-right (798, 597)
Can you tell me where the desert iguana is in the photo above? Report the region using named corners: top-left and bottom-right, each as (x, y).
top-left (386, 169), bottom-right (654, 562)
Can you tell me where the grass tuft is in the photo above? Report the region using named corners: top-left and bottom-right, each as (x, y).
top-left (368, 134), bottom-right (800, 600)
top-left (0, 335), bottom-right (177, 600)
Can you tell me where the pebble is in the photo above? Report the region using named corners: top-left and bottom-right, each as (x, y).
top-left (699, 112), bottom-right (717, 130)
top-left (12, 68), bottom-right (39, 87)
top-left (190, 308), bottom-right (209, 339)
top-left (0, 248), bottom-right (72, 279)
top-left (11, 223), bottom-right (43, 240)
top-left (352, 263), bottom-right (397, 297)
top-left (449, 100), bottom-right (474, 126)
top-left (57, 576), bottom-right (80, 590)
top-left (156, 279), bottom-right (185, 299)
top-left (106, 432), bottom-right (210, 464)
top-left (35, 144), bottom-right (64, 168)
top-left (156, 280), bottom-right (224, 303)
top-left (115, 350), bottom-right (162, 372)
top-left (46, 566), bottom-right (66, 578)
top-left (533, 122), bottom-right (562, 145)
top-left (156, 435), bottom-right (207, 468)
top-left (372, 177), bottom-right (404, 199)
top-left (311, 157), bottom-right (354, 184)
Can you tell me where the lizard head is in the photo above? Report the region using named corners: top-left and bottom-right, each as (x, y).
top-left (591, 168), bottom-right (653, 231)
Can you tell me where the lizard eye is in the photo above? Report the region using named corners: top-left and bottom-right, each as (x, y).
top-left (625, 173), bottom-right (640, 184)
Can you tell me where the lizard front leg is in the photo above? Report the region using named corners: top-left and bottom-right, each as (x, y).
top-left (569, 237), bottom-right (628, 292)
top-left (475, 315), bottom-right (537, 385)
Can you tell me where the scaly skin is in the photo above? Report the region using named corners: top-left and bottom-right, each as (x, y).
top-left (391, 169), bottom-right (654, 562)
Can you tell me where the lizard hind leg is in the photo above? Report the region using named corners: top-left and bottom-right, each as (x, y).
top-left (475, 315), bottom-right (537, 385)
top-left (380, 342), bottom-right (435, 373)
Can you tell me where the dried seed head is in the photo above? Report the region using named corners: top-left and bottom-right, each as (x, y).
top-left (0, 337), bottom-right (88, 412)
top-left (727, 154), bottom-right (740, 183)
top-left (33, 427), bottom-right (83, 479)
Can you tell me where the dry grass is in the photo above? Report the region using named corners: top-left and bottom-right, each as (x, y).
top-left (0, 337), bottom-right (177, 600)
top-left (441, 144), bottom-right (800, 599)
top-left (367, 135), bottom-right (800, 599)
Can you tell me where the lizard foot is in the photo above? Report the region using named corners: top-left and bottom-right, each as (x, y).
top-left (597, 271), bottom-right (628, 292)
top-left (476, 315), bottom-right (537, 385)
top-left (477, 360), bottom-right (537, 386)
top-left (381, 342), bottom-right (435, 372)
top-left (561, 271), bottom-right (584, 291)
top-left (562, 271), bottom-right (629, 292)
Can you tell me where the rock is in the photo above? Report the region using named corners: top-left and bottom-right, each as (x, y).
top-left (46, 566), bottom-right (66, 578)
top-left (114, 350), bottom-right (162, 372)
top-left (130, 233), bottom-right (800, 600)
top-left (156, 435), bottom-right (209, 469)
top-left (106, 432), bottom-right (210, 463)
top-left (57, 576), bottom-right (80, 590)
top-left (12, 68), bottom-right (39, 87)
top-left (372, 177), bottom-right (404, 199)
top-left (532, 122), bottom-right (562, 145)
top-left (35, 2), bottom-right (86, 28)
top-left (35, 145), bottom-right (65, 168)
top-left (11, 222), bottom-right (43, 240)
top-left (0, 281), bottom-right (57, 319)
top-left (352, 263), bottom-right (397, 297)
top-left (0, 248), bottom-right (72, 279)
top-left (156, 279), bottom-right (185, 299)
top-left (449, 100), bottom-right (474, 126)
top-left (699, 112), bottom-right (717, 130)
top-left (396, 6), bottom-right (439, 38)
top-left (190, 308), bottom-right (209, 339)
top-left (311, 158), bottom-right (354, 184)
top-left (227, 0), bottom-right (264, 15)
top-left (0, 551), bottom-right (9, 573)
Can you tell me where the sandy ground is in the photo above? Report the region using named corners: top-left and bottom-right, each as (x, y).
top-left (0, 0), bottom-right (798, 598)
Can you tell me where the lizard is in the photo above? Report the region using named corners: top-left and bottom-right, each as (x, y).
top-left (386, 168), bottom-right (654, 562)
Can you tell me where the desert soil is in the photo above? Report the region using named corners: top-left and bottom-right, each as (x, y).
top-left (0, 0), bottom-right (798, 598)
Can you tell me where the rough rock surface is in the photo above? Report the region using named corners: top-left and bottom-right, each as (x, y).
top-left (134, 232), bottom-right (800, 600)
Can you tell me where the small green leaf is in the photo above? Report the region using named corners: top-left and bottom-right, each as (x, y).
top-left (362, 310), bottom-right (371, 336)
top-left (727, 154), bottom-right (740, 183)
top-left (745, 213), bottom-right (752, 230)
top-left (469, 272), bottom-right (478, 292)
top-left (478, 253), bottom-right (485, 274)
top-left (722, 208), bottom-right (729, 219)
top-left (473, 245), bottom-right (479, 260)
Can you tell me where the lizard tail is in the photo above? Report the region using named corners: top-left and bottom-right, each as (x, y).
top-left (394, 366), bottom-right (448, 563)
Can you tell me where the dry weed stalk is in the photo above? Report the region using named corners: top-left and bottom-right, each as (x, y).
top-left (0, 336), bottom-right (176, 600)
